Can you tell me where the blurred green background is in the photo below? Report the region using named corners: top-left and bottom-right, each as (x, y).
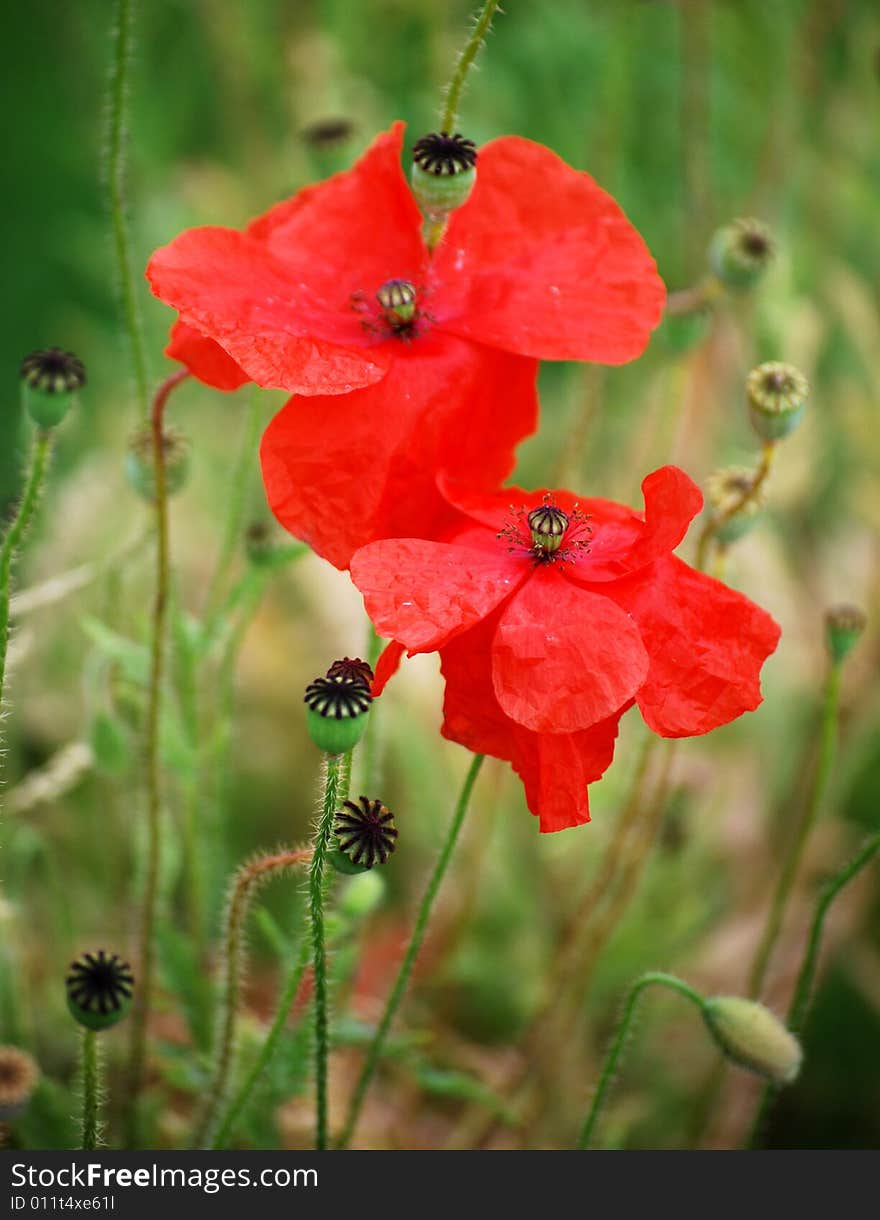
top-left (2, 0), bottom-right (879, 1149)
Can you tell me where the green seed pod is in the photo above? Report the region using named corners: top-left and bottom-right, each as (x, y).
top-left (709, 218), bottom-right (776, 289)
top-left (411, 131), bottom-right (477, 220)
top-left (0, 1045), bottom-right (40, 1120)
top-left (527, 504), bottom-right (569, 555)
top-left (702, 996), bottom-right (802, 1085)
top-left (746, 361), bottom-right (809, 441)
top-left (125, 425), bottom-right (190, 502)
top-left (337, 869), bottom-right (386, 919)
top-left (705, 466), bottom-right (766, 544)
top-left (334, 796), bottom-right (398, 869)
top-left (376, 279), bottom-right (417, 329)
top-left (19, 348), bottom-right (85, 429)
top-left (304, 674), bottom-right (372, 755)
top-left (825, 603), bottom-right (867, 665)
top-left (66, 950), bottom-right (134, 1032)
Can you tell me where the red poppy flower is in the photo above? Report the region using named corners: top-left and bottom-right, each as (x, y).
top-left (147, 123), bottom-right (665, 567)
top-left (351, 467), bottom-right (781, 832)
top-left (165, 321), bottom-right (249, 392)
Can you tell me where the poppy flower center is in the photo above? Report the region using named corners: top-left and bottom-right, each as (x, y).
top-left (498, 496), bottom-right (592, 566)
top-left (376, 279), bottom-right (417, 329)
top-left (351, 278), bottom-right (424, 340)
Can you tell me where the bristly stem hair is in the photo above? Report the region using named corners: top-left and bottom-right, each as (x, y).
top-left (80, 1029), bottom-right (102, 1150)
top-left (441, 2), bottom-right (502, 134)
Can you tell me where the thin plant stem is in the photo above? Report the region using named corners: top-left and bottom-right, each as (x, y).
top-left (310, 752), bottom-right (350, 1150)
top-left (193, 847), bottom-right (312, 1149)
top-left (0, 428), bottom-right (53, 709)
top-left (745, 830), bottom-right (880, 1149)
top-left (202, 388), bottom-right (264, 624)
top-left (665, 275), bottom-right (724, 318)
top-left (747, 660), bottom-right (843, 999)
top-left (338, 752), bottom-right (485, 1150)
top-left (577, 972), bottom-right (704, 1149)
top-left (80, 1029), bottom-right (101, 1150)
top-left (107, 0), bottom-right (149, 418)
top-left (124, 369), bottom-right (189, 1145)
top-left (441, 1), bottom-right (501, 133)
top-left (696, 441), bottom-right (776, 571)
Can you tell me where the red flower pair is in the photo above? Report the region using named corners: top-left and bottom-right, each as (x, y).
top-left (147, 123), bottom-right (780, 831)
top-left (147, 123), bottom-right (665, 569)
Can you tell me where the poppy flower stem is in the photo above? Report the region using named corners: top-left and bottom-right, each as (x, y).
top-left (193, 846), bottom-right (313, 1149)
top-left (695, 441), bottom-right (776, 572)
top-left (747, 658), bottom-right (844, 1000)
top-left (440, 1), bottom-right (502, 134)
top-left (577, 972), bottom-right (704, 1149)
top-left (309, 751), bottom-right (352, 1150)
top-left (337, 752), bottom-right (485, 1150)
top-left (79, 1029), bottom-right (103, 1150)
top-left (107, 0), bottom-right (149, 419)
top-left (124, 368), bottom-right (189, 1147)
top-left (0, 427), bottom-right (54, 717)
top-left (745, 829), bottom-right (880, 1148)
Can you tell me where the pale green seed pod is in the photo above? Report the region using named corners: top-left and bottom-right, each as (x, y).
top-left (825, 604), bottom-right (867, 665)
top-left (746, 362), bottom-right (809, 442)
top-left (706, 466), bottom-right (766, 544)
top-left (20, 348), bottom-right (85, 429)
top-left (411, 131), bottom-right (477, 220)
top-left (709, 218), bottom-right (775, 288)
top-left (66, 950), bottom-right (134, 1032)
top-left (338, 869), bottom-right (386, 919)
top-left (125, 425), bottom-right (190, 502)
top-left (702, 996), bottom-right (802, 1084)
top-left (304, 675), bottom-right (372, 755)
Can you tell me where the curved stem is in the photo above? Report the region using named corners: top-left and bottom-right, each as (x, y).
top-left (124, 369), bottom-right (189, 1145)
top-left (107, 0), bottom-right (149, 418)
top-left (696, 441), bottom-right (776, 572)
top-left (745, 830), bottom-right (880, 1150)
top-left (577, 972), bottom-right (704, 1149)
top-left (309, 752), bottom-right (349, 1150)
top-left (80, 1029), bottom-right (101, 1150)
top-left (747, 661), bottom-right (842, 999)
top-left (193, 847), bottom-right (312, 1148)
top-left (337, 753), bottom-right (485, 1149)
top-left (0, 428), bottom-right (53, 709)
top-left (441, 1), bottom-right (501, 133)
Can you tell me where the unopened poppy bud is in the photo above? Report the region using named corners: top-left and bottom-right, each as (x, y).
top-left (125, 425), bottom-right (189, 502)
top-left (706, 466), bottom-right (767, 544)
top-left (19, 348), bottom-right (85, 429)
top-left (746, 361), bottom-right (809, 441)
top-left (304, 674), bottom-right (372, 755)
top-left (333, 796), bottom-right (398, 870)
top-left (376, 279), bottom-right (417, 328)
top-left (825, 604), bottom-right (866, 665)
top-left (66, 950), bottom-right (134, 1032)
top-left (0, 1045), bottom-right (39, 1120)
top-left (702, 996), bottom-right (802, 1085)
top-left (527, 504), bottom-right (569, 554)
top-left (709, 218), bottom-right (776, 288)
top-left (411, 131), bottom-right (477, 219)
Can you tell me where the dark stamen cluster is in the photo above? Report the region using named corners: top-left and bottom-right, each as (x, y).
top-left (498, 494), bottom-right (592, 566)
top-left (335, 796), bottom-right (398, 869)
top-left (20, 348), bottom-right (86, 395)
top-left (413, 131), bottom-right (477, 176)
top-left (66, 951), bottom-right (133, 1018)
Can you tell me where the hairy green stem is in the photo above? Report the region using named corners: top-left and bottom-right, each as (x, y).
top-left (107, 0), bottom-right (149, 418)
top-left (338, 752), bottom-right (485, 1149)
top-left (124, 369), bottom-right (188, 1146)
top-left (441, 1), bottom-right (501, 133)
top-left (310, 752), bottom-right (349, 1150)
top-left (748, 661), bottom-right (843, 999)
top-left (577, 972), bottom-right (704, 1150)
top-left (0, 429), bottom-right (53, 709)
top-left (80, 1029), bottom-right (101, 1150)
top-left (193, 847), bottom-right (312, 1149)
top-left (746, 830), bottom-right (880, 1149)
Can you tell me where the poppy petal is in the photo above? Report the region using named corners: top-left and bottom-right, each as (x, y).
top-left (372, 640), bottom-right (406, 696)
top-left (352, 539), bottom-right (526, 655)
top-left (261, 336), bottom-right (539, 570)
top-left (491, 567), bottom-right (649, 732)
top-left (165, 320), bottom-right (249, 391)
top-left (605, 555), bottom-right (781, 736)
top-left (432, 136), bottom-right (665, 363)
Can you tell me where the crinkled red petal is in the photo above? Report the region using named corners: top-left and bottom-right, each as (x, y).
top-left (604, 555), bottom-right (781, 737)
top-left (165, 320), bottom-right (250, 391)
top-left (261, 336), bottom-right (538, 570)
top-left (491, 566), bottom-right (649, 732)
top-left (431, 136), bottom-right (666, 364)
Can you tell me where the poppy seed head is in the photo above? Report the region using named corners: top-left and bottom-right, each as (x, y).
top-left (334, 796), bottom-right (398, 869)
top-left (412, 131), bottom-right (477, 177)
top-left (20, 348), bottom-right (86, 396)
top-left (66, 950), bottom-right (134, 1031)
